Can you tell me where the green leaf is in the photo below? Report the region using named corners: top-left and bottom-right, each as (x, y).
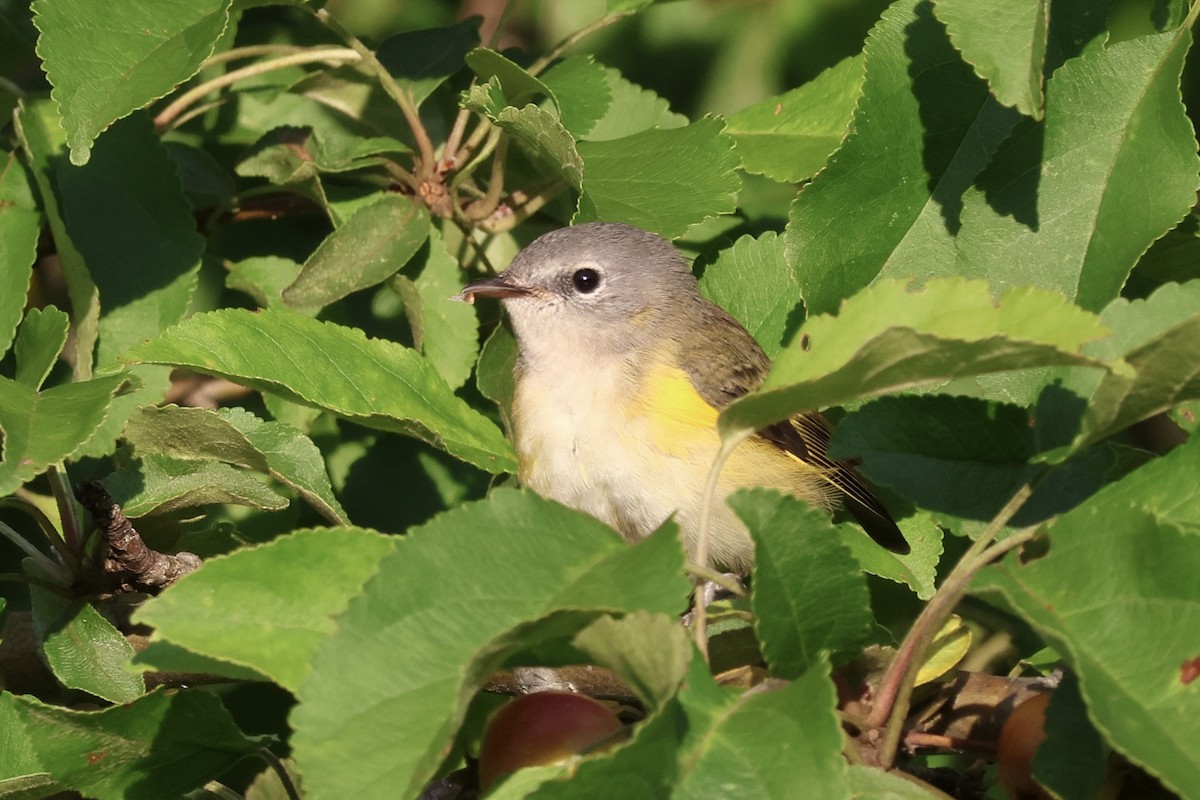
top-left (730, 489), bottom-right (872, 677)
top-left (0, 694), bottom-right (57, 795)
top-left (1032, 671), bottom-right (1108, 800)
top-left (719, 278), bottom-right (1110, 435)
top-left (469, 98), bottom-right (584, 191)
top-left (0, 150), bottom-right (39, 358)
top-left (954, 28), bottom-right (1200, 311)
top-left (135, 527), bottom-right (394, 691)
top-left (282, 194), bottom-right (430, 309)
top-left (122, 405), bottom-right (348, 524)
top-left (477, 322), bottom-right (517, 426)
top-left (846, 763), bottom-right (942, 797)
top-left (697, 231), bottom-right (799, 359)
top-left (726, 55), bottom-right (863, 183)
top-left (973, 435), bottom-right (1200, 799)
top-left (584, 67), bottom-right (687, 142)
top-left (465, 48), bottom-right (554, 109)
top-left (786, 0), bottom-right (1020, 316)
top-left (53, 112), bottom-right (203, 367)
top-left (837, 512), bottom-right (943, 600)
top-left (29, 580), bottom-right (144, 704)
top-left (103, 454), bottom-right (289, 518)
top-left (575, 117), bottom-right (741, 239)
top-left (226, 256), bottom-right (304, 309)
top-left (391, 227), bottom-right (480, 391)
top-left (12, 307), bottom-right (68, 390)
top-left (290, 489), bottom-right (689, 800)
top-left (541, 55), bottom-right (612, 139)
top-left (126, 308), bottom-right (516, 473)
top-left (0, 373), bottom-right (128, 496)
top-left (672, 656), bottom-right (849, 799)
top-left (14, 100), bottom-right (99, 374)
top-left (11, 689), bottom-right (262, 800)
top-left (376, 19), bottom-right (480, 108)
top-left (934, 0), bottom-right (1048, 118)
top-left (572, 612), bottom-right (692, 710)
top-left (32, 0), bottom-right (230, 165)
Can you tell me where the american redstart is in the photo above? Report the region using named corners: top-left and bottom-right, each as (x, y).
top-left (459, 222), bottom-right (908, 572)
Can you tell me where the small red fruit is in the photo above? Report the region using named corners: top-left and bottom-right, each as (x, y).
top-left (996, 691), bottom-right (1053, 800)
top-left (477, 691), bottom-right (626, 791)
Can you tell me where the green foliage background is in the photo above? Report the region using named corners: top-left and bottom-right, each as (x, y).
top-left (1, 1), bottom-right (1199, 798)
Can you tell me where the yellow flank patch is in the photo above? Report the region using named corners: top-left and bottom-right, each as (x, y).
top-left (632, 362), bottom-right (720, 457)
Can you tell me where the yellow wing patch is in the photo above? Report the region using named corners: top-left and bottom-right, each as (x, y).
top-left (631, 363), bottom-right (720, 458)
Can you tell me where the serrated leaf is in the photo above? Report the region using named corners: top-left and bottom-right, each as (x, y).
top-left (226, 256), bottom-right (304, 309)
top-left (697, 231), bottom-right (798, 359)
top-left (29, 579), bottom-right (144, 704)
top-left (954, 28), bottom-right (1200, 311)
top-left (290, 489), bottom-right (689, 800)
top-left (480, 102), bottom-right (584, 190)
top-left (126, 308), bottom-right (516, 473)
top-left (466, 48), bottom-right (554, 109)
top-left (103, 454), bottom-right (289, 518)
top-left (585, 67), bottom-right (687, 142)
top-left (376, 19), bottom-right (480, 108)
top-left (391, 227), bottom-right (479, 391)
top-left (541, 55), bottom-right (611, 138)
top-left (123, 405), bottom-right (348, 524)
top-left (283, 194), bottom-right (430, 309)
top-left (477, 323), bottom-right (517, 426)
top-left (727, 55), bottom-right (863, 183)
top-left (135, 527), bottom-right (394, 691)
top-left (12, 307), bottom-right (68, 390)
top-left (0, 373), bottom-right (128, 496)
top-left (731, 489), bottom-right (872, 677)
top-left (573, 612), bottom-right (692, 710)
top-left (934, 0), bottom-right (1048, 118)
top-left (972, 435), bottom-right (1200, 799)
top-left (0, 150), bottom-right (39, 358)
top-left (33, 0), bottom-right (230, 165)
top-left (786, 0), bottom-right (1021, 316)
top-left (720, 278), bottom-right (1110, 435)
top-left (837, 512), bottom-right (942, 600)
top-left (575, 117), bottom-right (741, 239)
top-left (53, 112), bottom-right (203, 368)
top-left (672, 656), bottom-right (850, 800)
top-left (11, 690), bottom-right (262, 800)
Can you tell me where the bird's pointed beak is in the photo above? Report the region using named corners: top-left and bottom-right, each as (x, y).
top-left (453, 275), bottom-right (533, 304)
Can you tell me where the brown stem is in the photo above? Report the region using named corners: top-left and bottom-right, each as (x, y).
top-left (75, 481), bottom-right (201, 594)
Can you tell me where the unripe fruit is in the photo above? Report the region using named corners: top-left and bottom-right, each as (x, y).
top-left (997, 691), bottom-right (1052, 800)
top-left (477, 691), bottom-right (626, 792)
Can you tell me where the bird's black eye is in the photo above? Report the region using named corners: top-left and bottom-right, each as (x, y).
top-left (572, 268), bottom-right (601, 294)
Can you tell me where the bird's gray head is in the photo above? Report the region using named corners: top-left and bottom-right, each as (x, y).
top-left (459, 223), bottom-right (700, 360)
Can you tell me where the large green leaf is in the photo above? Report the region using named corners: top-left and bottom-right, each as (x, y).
top-left (953, 27), bottom-right (1200, 311)
top-left (584, 67), bottom-right (687, 142)
top-left (726, 55), bottom-right (863, 183)
top-left (33, 0), bottom-right (230, 165)
top-left (126, 308), bottom-right (516, 474)
top-left (134, 527), bottom-right (394, 691)
top-left (731, 489), bottom-right (873, 677)
top-left (786, 0), bottom-right (1019, 316)
top-left (697, 231), bottom-right (798, 359)
top-left (934, 0), bottom-right (1048, 118)
top-left (575, 117), bottom-right (741, 239)
top-left (103, 454), bottom-right (289, 518)
top-left (541, 55), bottom-right (611, 139)
top-left (0, 373), bottom-right (128, 496)
top-left (10, 690), bottom-right (262, 800)
top-left (973, 435), bottom-right (1200, 799)
top-left (376, 19), bottom-right (480, 108)
top-left (290, 489), bottom-right (690, 800)
top-left (719, 278), bottom-right (1109, 436)
top-left (0, 150), bottom-right (39, 358)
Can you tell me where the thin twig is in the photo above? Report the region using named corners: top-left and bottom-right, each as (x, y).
top-left (313, 7), bottom-right (437, 179)
top-left (0, 572), bottom-right (76, 596)
top-left (202, 44), bottom-right (305, 68)
top-left (0, 520), bottom-right (69, 584)
top-left (684, 564), bottom-right (748, 598)
top-left (464, 136), bottom-right (509, 221)
top-left (527, 10), bottom-right (638, 76)
top-left (155, 48), bottom-right (361, 130)
top-left (259, 748), bottom-right (303, 800)
top-left (480, 182), bottom-right (563, 234)
top-left (0, 496), bottom-right (76, 571)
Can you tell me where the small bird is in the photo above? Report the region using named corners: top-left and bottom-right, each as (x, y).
top-left (460, 222), bottom-right (908, 573)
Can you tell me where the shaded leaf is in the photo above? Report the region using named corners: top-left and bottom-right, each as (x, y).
top-left (573, 612), bottom-right (692, 710)
top-left (377, 19), bottom-right (480, 108)
top-left (12, 307), bottom-right (68, 390)
top-left (103, 454), bottom-right (289, 518)
top-left (584, 67), bottom-right (687, 142)
top-left (934, 0), bottom-right (1048, 117)
top-left (0, 151), bottom-right (39, 358)
top-left (466, 48), bottom-right (554, 109)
